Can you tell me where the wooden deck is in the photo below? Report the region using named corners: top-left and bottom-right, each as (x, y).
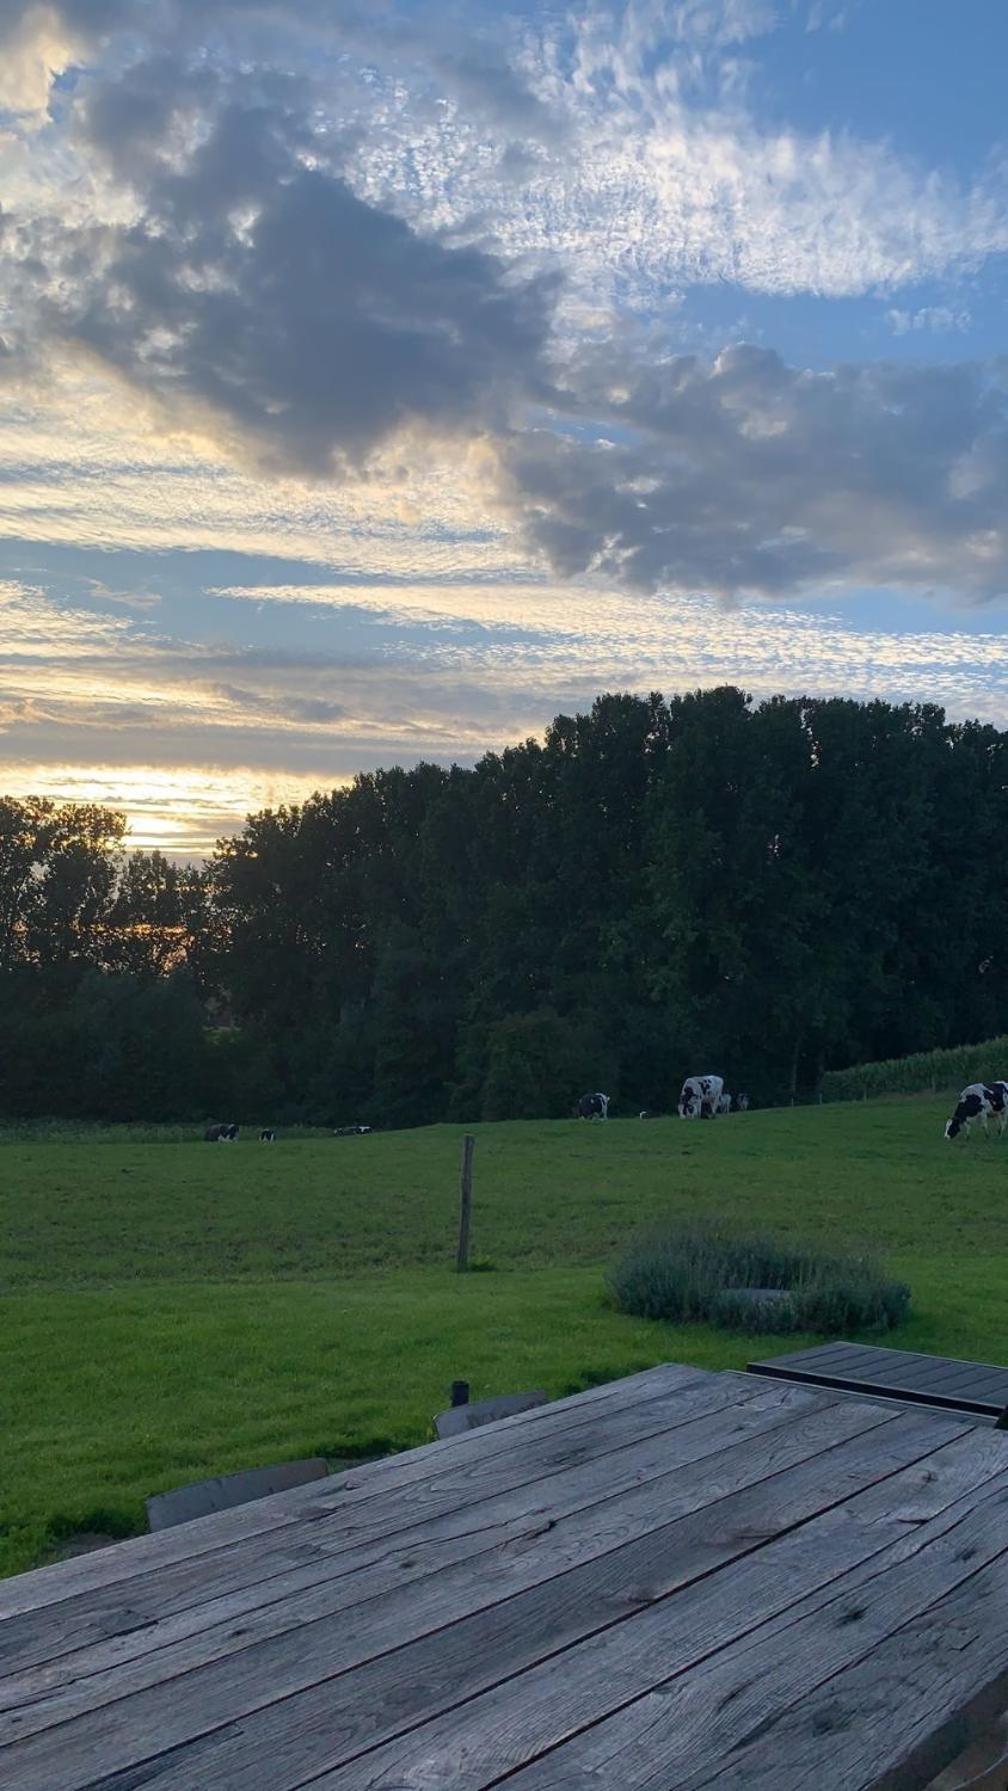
top-left (2, 1361), bottom-right (1008, 1788)
top-left (748, 1341), bottom-right (1008, 1420)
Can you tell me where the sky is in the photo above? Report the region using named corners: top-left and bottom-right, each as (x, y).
top-left (1, 0), bottom-right (1006, 856)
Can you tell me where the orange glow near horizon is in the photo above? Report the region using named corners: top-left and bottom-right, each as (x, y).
top-left (0, 764), bottom-right (344, 859)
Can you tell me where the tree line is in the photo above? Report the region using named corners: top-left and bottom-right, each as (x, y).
top-left (2, 686), bottom-right (1006, 1126)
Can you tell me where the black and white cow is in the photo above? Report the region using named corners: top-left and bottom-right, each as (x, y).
top-left (945, 1082), bottom-right (1008, 1140)
top-left (715, 1091), bottom-right (732, 1115)
top-left (204, 1122), bottom-right (238, 1142)
top-left (577, 1092), bottom-right (610, 1120)
top-left (735, 1092), bottom-right (750, 1112)
top-left (259, 1129), bottom-right (275, 1143)
top-left (334, 1124), bottom-right (372, 1136)
top-left (678, 1075), bottom-right (724, 1119)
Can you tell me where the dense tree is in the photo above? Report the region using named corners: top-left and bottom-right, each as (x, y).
top-left (2, 689), bottom-right (1007, 1123)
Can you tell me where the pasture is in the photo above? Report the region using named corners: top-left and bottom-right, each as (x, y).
top-left (2, 1097), bottom-right (1007, 1579)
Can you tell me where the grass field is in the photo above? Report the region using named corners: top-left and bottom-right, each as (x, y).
top-left (3, 1097), bottom-right (1007, 1579)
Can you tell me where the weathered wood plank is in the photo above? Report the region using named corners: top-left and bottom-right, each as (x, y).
top-left (750, 1346), bottom-right (1008, 1418)
top-left (286, 1424), bottom-right (1008, 1791)
top-left (2, 1404), bottom-right (954, 1791)
top-left (679, 1536), bottom-right (1008, 1788)
top-left (475, 1458), bottom-right (1008, 1791)
top-left (0, 1361), bottom-right (710, 1622)
top-left (0, 1379), bottom-right (830, 1736)
top-left (0, 1369), bottom-right (755, 1681)
top-left (0, 1365), bottom-right (722, 1667)
top-left (870, 1361), bottom-right (1008, 1397)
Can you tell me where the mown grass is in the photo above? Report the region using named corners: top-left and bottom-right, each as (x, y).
top-left (3, 1097), bottom-right (1007, 1578)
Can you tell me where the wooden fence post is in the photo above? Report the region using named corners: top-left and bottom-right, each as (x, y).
top-left (456, 1134), bottom-right (475, 1272)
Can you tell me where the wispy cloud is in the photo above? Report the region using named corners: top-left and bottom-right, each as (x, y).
top-left (888, 304), bottom-right (973, 336)
top-left (5, 557), bottom-right (1008, 852)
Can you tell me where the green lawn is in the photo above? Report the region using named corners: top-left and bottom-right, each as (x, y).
top-left (3, 1100), bottom-right (1006, 1579)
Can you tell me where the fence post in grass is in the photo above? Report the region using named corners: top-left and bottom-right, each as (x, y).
top-left (456, 1134), bottom-right (475, 1272)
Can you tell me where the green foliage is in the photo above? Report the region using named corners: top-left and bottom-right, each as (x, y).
top-left (4, 688), bottom-right (1008, 1125)
top-left (821, 1036), bottom-right (1008, 1102)
top-left (0, 968), bottom-right (266, 1124)
top-left (608, 1221), bottom-right (910, 1336)
top-left (480, 1010), bottom-right (613, 1120)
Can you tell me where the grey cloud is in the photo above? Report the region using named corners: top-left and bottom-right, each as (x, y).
top-left (1, 0), bottom-right (561, 140)
top-left (27, 83), bottom-right (556, 473)
top-left (210, 682), bottom-right (347, 725)
top-left (0, 0), bottom-right (129, 35)
top-left (501, 345), bottom-right (1008, 602)
top-left (431, 46), bottom-right (560, 143)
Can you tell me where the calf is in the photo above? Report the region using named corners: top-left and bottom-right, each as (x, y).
top-left (715, 1091), bottom-right (732, 1115)
top-left (678, 1075), bottom-right (724, 1119)
top-left (944, 1083), bottom-right (1008, 1140)
top-left (577, 1092), bottom-right (610, 1120)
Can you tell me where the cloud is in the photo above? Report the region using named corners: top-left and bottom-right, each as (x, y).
top-left (888, 304), bottom-right (973, 336)
top-left (0, 1), bottom-right (133, 117)
top-left (8, 551), bottom-right (1008, 854)
top-left (328, 1), bottom-right (1008, 308)
top-left (6, 67), bottom-right (557, 475)
top-left (499, 344), bottom-right (1008, 602)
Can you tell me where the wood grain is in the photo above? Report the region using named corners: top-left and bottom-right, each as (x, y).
top-left (2, 1362), bottom-right (1005, 1791)
top-left (0, 1361), bottom-right (709, 1622)
top-left (0, 1404), bottom-right (945, 1791)
top-left (0, 1379), bottom-right (832, 1739)
top-left (0, 1363), bottom-right (721, 1671)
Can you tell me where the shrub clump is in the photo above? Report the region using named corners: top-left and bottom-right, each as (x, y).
top-left (608, 1223), bottom-right (910, 1336)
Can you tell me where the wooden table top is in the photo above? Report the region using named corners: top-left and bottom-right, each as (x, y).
top-left (748, 1340), bottom-right (1008, 1421)
top-left (2, 1360), bottom-right (1008, 1789)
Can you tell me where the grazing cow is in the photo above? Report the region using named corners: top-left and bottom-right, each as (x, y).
top-left (678, 1075), bottom-right (724, 1119)
top-left (735, 1092), bottom-right (750, 1113)
top-left (577, 1092), bottom-right (610, 1120)
top-left (204, 1123), bottom-right (238, 1142)
top-left (716, 1091), bottom-right (732, 1115)
top-left (334, 1124), bottom-right (372, 1136)
top-left (259, 1129), bottom-right (275, 1143)
top-left (945, 1082), bottom-right (1008, 1140)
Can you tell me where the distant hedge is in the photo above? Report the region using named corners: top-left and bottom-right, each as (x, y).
top-left (608, 1223), bottom-right (910, 1337)
top-left (820, 1037), bottom-right (1008, 1103)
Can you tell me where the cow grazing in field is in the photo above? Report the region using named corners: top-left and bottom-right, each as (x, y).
top-left (204, 1123), bottom-right (238, 1142)
top-left (716, 1091), bottom-right (732, 1115)
top-left (735, 1092), bottom-right (750, 1112)
top-left (334, 1124), bottom-right (372, 1136)
top-left (944, 1083), bottom-right (1008, 1140)
top-left (577, 1092), bottom-right (610, 1120)
top-left (678, 1075), bottom-right (724, 1118)
top-left (259, 1129), bottom-right (275, 1143)
top-left (982, 1081), bottom-right (1008, 1135)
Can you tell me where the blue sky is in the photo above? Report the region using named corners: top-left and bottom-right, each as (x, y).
top-left (0, 0), bottom-right (1006, 852)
